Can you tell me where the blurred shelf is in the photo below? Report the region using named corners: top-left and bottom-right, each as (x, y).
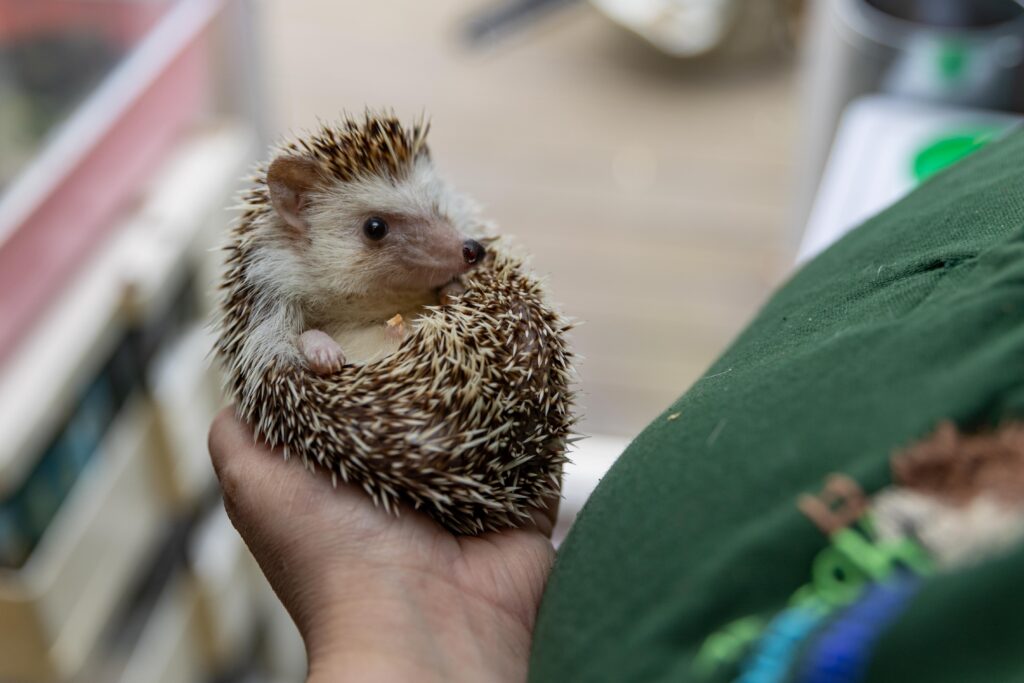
top-left (0, 122), bottom-right (254, 682)
top-left (0, 123), bottom-right (254, 496)
top-left (149, 325), bottom-right (225, 509)
top-left (0, 2), bottom-right (275, 680)
top-left (0, 0), bottom-right (177, 192)
top-left (117, 573), bottom-right (205, 683)
top-left (0, 396), bottom-right (166, 682)
top-left (0, 0), bottom-right (231, 364)
top-left (189, 506), bottom-right (260, 671)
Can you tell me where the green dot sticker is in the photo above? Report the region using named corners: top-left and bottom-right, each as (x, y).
top-left (912, 128), bottom-right (1001, 183)
top-left (937, 40), bottom-right (969, 82)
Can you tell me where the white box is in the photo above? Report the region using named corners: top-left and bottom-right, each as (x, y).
top-left (798, 96), bottom-right (1020, 263)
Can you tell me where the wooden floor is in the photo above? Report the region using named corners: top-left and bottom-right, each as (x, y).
top-left (259, 0), bottom-right (798, 438)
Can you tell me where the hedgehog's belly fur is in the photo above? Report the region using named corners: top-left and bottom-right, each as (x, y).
top-left (328, 309), bottom-right (425, 365)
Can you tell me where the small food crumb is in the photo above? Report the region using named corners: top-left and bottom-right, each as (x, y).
top-left (386, 314), bottom-right (404, 328)
top-left (667, 412), bottom-right (681, 421)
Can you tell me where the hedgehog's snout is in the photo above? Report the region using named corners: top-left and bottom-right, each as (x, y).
top-left (463, 239), bottom-right (485, 266)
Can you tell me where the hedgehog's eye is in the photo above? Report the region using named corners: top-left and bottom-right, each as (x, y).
top-left (363, 216), bottom-right (389, 241)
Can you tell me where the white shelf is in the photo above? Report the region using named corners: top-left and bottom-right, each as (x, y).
top-left (798, 96), bottom-right (1021, 264)
top-left (0, 123), bottom-right (254, 681)
top-left (118, 574), bottom-right (205, 683)
top-left (0, 397), bottom-right (166, 682)
top-left (189, 506), bottom-right (260, 669)
top-left (149, 324), bottom-right (226, 507)
top-left (0, 124), bottom-right (254, 495)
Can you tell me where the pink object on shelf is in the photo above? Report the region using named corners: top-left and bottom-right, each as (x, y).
top-left (0, 0), bottom-right (222, 363)
top-left (0, 1), bottom-right (166, 45)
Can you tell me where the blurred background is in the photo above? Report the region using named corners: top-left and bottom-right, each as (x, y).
top-left (0, 0), bottom-right (1022, 680)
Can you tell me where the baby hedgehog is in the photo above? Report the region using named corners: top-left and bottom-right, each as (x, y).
top-left (215, 112), bottom-right (575, 534)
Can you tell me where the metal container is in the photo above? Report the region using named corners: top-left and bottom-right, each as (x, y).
top-left (795, 0), bottom-right (1024, 226)
top-left (590, 0), bottom-right (801, 59)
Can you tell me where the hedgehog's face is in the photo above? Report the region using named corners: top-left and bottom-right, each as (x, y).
top-left (266, 155), bottom-right (487, 300)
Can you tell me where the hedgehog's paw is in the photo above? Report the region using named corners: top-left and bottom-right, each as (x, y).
top-left (298, 329), bottom-right (346, 374)
top-left (439, 280), bottom-right (466, 306)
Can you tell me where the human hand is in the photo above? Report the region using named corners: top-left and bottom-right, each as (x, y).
top-left (208, 408), bottom-right (558, 682)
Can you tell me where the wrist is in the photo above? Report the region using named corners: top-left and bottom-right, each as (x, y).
top-left (303, 569), bottom-right (534, 683)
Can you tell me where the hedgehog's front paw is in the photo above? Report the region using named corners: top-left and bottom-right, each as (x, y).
top-left (439, 280), bottom-right (466, 306)
top-left (298, 329), bottom-right (346, 374)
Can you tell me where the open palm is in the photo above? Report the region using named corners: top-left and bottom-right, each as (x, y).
top-left (208, 408), bottom-right (557, 682)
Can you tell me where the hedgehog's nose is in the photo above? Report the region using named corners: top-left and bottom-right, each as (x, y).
top-left (462, 239), bottom-right (485, 265)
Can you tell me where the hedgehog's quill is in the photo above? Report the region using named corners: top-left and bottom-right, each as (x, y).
top-left (214, 112), bottom-right (575, 534)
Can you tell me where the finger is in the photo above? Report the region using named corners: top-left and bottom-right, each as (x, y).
top-left (209, 406), bottom-right (316, 476)
top-left (208, 407), bottom-right (276, 481)
top-left (208, 407), bottom-right (316, 509)
top-left (208, 406), bottom-right (247, 476)
top-left (207, 408), bottom-right (378, 523)
top-left (208, 407), bottom-right (247, 500)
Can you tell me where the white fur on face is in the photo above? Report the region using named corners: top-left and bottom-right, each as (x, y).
top-left (237, 156), bottom-right (492, 371)
top-left (298, 158), bottom-right (486, 311)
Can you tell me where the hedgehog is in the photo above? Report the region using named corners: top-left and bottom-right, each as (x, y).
top-left (213, 112), bottom-right (576, 534)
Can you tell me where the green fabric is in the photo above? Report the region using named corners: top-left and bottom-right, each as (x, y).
top-left (531, 126), bottom-right (1024, 682)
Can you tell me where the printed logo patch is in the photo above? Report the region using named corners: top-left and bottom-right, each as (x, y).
top-left (694, 422), bottom-right (1024, 683)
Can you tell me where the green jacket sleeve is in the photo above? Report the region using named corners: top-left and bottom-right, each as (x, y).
top-left (530, 126), bottom-right (1024, 683)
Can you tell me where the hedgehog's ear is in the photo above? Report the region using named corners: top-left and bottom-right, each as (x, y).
top-left (267, 156), bottom-right (322, 237)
